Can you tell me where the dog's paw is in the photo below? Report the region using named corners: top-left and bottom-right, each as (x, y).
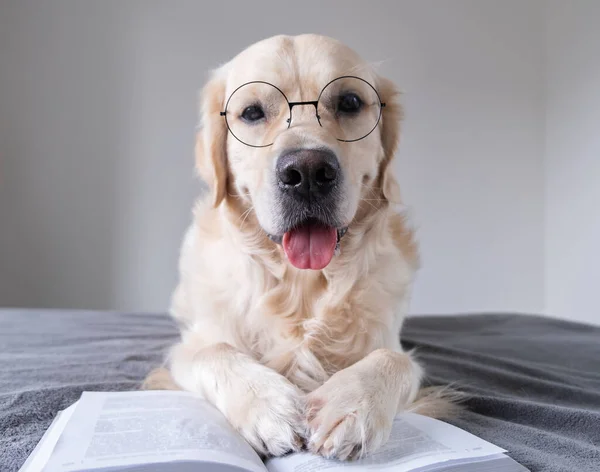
top-left (226, 372), bottom-right (306, 457)
top-left (306, 369), bottom-right (395, 460)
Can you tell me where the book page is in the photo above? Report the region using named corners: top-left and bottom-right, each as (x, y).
top-left (266, 413), bottom-right (506, 472)
top-left (19, 405), bottom-right (77, 472)
top-left (41, 391), bottom-right (265, 472)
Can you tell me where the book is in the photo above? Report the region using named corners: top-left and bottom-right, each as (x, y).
top-left (19, 390), bottom-right (528, 472)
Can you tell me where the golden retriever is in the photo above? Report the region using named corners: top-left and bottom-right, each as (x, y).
top-left (144, 34), bottom-right (454, 461)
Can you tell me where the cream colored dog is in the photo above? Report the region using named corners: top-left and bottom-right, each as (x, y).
top-left (145, 34), bottom-right (453, 461)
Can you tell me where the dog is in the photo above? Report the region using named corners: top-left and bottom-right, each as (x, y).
top-left (144, 34), bottom-right (455, 461)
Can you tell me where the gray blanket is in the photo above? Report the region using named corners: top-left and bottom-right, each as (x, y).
top-left (1, 310), bottom-right (599, 472)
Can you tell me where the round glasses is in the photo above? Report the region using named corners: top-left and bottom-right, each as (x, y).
top-left (219, 76), bottom-right (385, 148)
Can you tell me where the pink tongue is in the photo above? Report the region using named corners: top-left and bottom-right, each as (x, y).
top-left (282, 224), bottom-right (337, 270)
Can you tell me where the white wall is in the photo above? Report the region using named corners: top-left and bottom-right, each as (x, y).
top-left (0, 1), bottom-right (545, 315)
top-left (545, 1), bottom-right (600, 325)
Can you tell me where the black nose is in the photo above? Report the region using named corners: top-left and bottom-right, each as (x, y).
top-left (276, 149), bottom-right (340, 200)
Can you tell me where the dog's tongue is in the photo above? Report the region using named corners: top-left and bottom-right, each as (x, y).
top-left (282, 224), bottom-right (337, 270)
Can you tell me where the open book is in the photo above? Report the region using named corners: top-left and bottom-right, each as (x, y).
top-left (20, 391), bottom-right (528, 472)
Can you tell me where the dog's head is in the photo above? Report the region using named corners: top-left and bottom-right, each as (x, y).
top-left (196, 35), bottom-right (402, 270)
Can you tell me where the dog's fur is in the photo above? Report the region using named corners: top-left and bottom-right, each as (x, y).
top-left (144, 34), bottom-right (455, 460)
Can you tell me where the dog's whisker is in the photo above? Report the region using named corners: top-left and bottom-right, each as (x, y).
top-left (359, 199), bottom-right (380, 212)
top-left (238, 206), bottom-right (253, 220)
top-left (238, 206), bottom-right (255, 231)
top-left (342, 62), bottom-right (372, 76)
top-left (360, 184), bottom-right (385, 191)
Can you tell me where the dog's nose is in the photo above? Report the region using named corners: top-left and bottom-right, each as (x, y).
top-left (276, 149), bottom-right (340, 200)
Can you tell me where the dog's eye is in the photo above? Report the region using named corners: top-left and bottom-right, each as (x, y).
top-left (337, 93), bottom-right (362, 114)
top-left (241, 105), bottom-right (265, 123)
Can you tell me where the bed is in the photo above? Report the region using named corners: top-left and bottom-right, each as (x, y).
top-left (1, 309), bottom-right (599, 472)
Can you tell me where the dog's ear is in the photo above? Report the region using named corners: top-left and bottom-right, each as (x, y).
top-left (195, 71), bottom-right (228, 208)
top-left (377, 76), bottom-right (403, 203)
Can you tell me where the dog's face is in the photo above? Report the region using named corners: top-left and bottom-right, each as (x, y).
top-left (197, 35), bottom-right (401, 270)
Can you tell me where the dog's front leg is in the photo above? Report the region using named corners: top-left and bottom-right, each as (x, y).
top-left (167, 339), bottom-right (306, 457)
top-left (306, 348), bottom-right (422, 460)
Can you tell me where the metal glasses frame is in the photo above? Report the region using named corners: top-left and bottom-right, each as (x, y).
top-left (219, 75), bottom-right (386, 148)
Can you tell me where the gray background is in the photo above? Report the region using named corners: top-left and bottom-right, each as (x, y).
top-left (0, 1), bottom-right (597, 324)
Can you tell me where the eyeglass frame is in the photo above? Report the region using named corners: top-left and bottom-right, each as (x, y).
top-left (219, 75), bottom-right (386, 148)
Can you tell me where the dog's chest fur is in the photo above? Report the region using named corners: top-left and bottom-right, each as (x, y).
top-left (172, 205), bottom-right (415, 393)
top-left (229, 239), bottom-right (410, 392)
top-left (251, 269), bottom-right (379, 391)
